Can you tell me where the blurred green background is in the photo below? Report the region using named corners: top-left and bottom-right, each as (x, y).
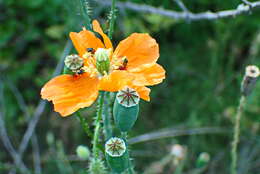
top-left (0, 0), bottom-right (260, 173)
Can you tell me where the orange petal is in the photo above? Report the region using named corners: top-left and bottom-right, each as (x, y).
top-left (131, 63), bottom-right (165, 86)
top-left (113, 33), bottom-right (159, 72)
top-left (41, 74), bottom-right (99, 116)
top-left (92, 20), bottom-right (113, 49)
top-left (70, 29), bottom-right (104, 57)
top-left (131, 86), bottom-right (151, 101)
top-left (98, 70), bottom-right (133, 92)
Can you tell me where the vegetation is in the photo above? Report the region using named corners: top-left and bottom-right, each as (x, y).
top-left (0, 0), bottom-right (260, 173)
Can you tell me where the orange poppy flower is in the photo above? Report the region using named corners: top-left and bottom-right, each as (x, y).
top-left (41, 20), bottom-right (165, 116)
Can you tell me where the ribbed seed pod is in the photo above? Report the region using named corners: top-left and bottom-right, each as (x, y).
top-left (113, 87), bottom-right (140, 132)
top-left (105, 137), bottom-right (129, 173)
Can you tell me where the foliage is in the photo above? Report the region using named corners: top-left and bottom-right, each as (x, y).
top-left (0, 0), bottom-right (260, 173)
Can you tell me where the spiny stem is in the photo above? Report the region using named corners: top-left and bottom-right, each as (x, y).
top-left (79, 0), bottom-right (92, 30)
top-left (231, 96), bottom-right (246, 174)
top-left (93, 92), bottom-right (105, 159)
top-left (108, 0), bottom-right (117, 39)
top-left (121, 132), bottom-right (135, 174)
top-left (76, 111), bottom-right (93, 138)
top-left (103, 92), bottom-right (113, 140)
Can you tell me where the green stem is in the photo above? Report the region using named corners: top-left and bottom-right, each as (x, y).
top-left (102, 92), bottom-right (113, 140)
top-left (76, 111), bottom-right (93, 138)
top-left (108, 0), bottom-right (117, 39)
top-left (122, 132), bottom-right (135, 174)
top-left (79, 0), bottom-right (92, 30)
top-left (174, 160), bottom-right (185, 174)
top-left (231, 96), bottom-right (246, 174)
top-left (93, 92), bottom-right (105, 159)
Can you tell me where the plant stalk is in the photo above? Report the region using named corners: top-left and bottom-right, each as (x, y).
top-left (93, 92), bottom-right (105, 159)
top-left (76, 111), bottom-right (93, 138)
top-left (108, 0), bottom-right (117, 39)
top-left (231, 96), bottom-right (246, 174)
top-left (102, 92), bottom-right (113, 140)
top-left (79, 0), bottom-right (92, 30)
top-left (122, 132), bottom-right (135, 174)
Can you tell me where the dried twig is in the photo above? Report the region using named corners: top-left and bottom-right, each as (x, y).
top-left (97, 0), bottom-right (260, 21)
top-left (173, 0), bottom-right (191, 21)
top-left (6, 80), bottom-right (42, 174)
top-left (174, 0), bottom-right (189, 12)
top-left (31, 136), bottom-right (41, 174)
top-left (18, 40), bottom-right (72, 156)
top-left (0, 80), bottom-right (30, 174)
top-left (128, 127), bottom-right (229, 144)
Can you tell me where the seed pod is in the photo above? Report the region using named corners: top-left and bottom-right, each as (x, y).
top-left (64, 54), bottom-right (84, 71)
top-left (113, 87), bottom-right (140, 132)
top-left (241, 65), bottom-right (259, 96)
top-left (105, 137), bottom-right (129, 173)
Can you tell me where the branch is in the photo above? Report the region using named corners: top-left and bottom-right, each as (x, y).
top-left (174, 0), bottom-right (189, 13)
top-left (18, 40), bottom-right (72, 156)
top-left (0, 80), bottom-right (30, 174)
top-left (6, 80), bottom-right (42, 174)
top-left (128, 127), bottom-right (229, 144)
top-left (97, 0), bottom-right (260, 21)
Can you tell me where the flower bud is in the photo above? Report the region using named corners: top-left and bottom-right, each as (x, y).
top-left (95, 48), bottom-right (111, 75)
top-left (241, 65), bottom-right (259, 96)
top-left (105, 137), bottom-right (129, 173)
top-left (113, 87), bottom-right (140, 132)
top-left (76, 145), bottom-right (90, 160)
top-left (64, 54), bottom-right (84, 71)
top-left (171, 144), bottom-right (186, 160)
top-left (46, 132), bottom-right (55, 145)
top-left (171, 144), bottom-right (186, 165)
top-left (196, 152), bottom-right (210, 168)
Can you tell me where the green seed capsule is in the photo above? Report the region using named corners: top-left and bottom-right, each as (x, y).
top-left (113, 87), bottom-right (140, 132)
top-left (105, 137), bottom-right (129, 173)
